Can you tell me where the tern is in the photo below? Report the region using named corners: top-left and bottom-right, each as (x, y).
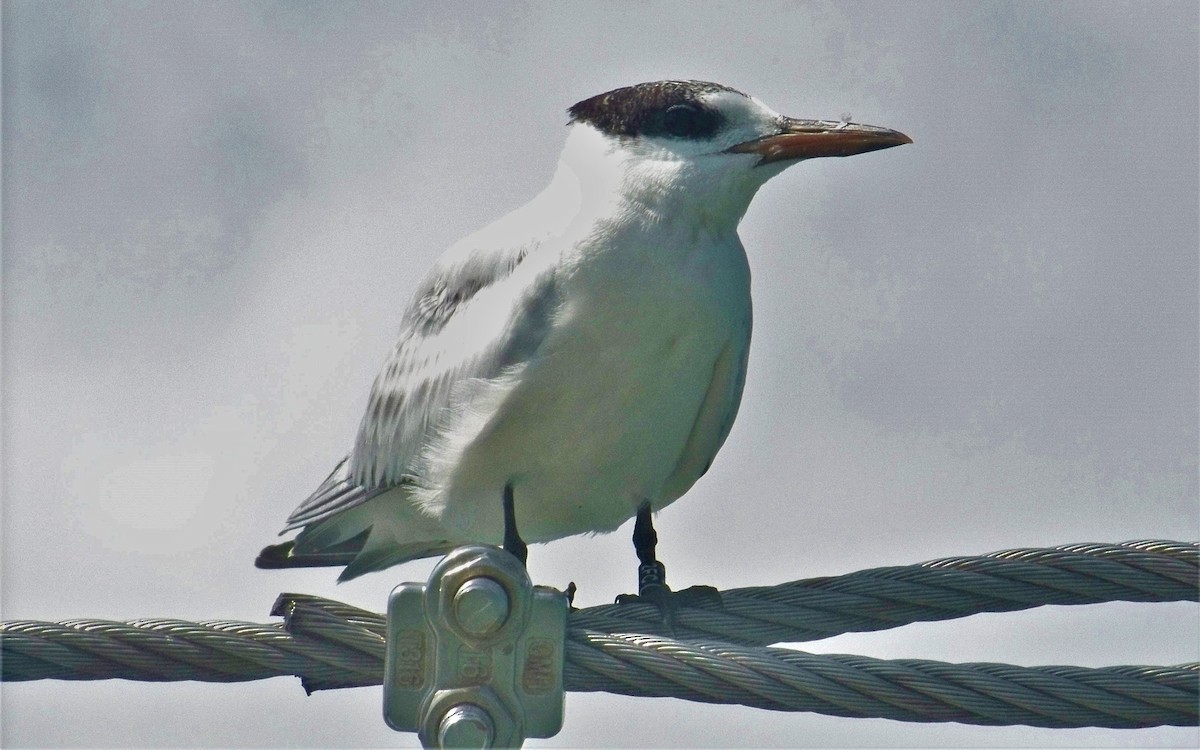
top-left (257, 80), bottom-right (909, 611)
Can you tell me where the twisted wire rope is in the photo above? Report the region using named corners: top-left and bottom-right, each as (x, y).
top-left (3, 540), bottom-right (1197, 727)
top-left (563, 633), bottom-right (1198, 727)
top-left (570, 540), bottom-right (1199, 644)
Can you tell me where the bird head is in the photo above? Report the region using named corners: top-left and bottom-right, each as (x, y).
top-left (562, 80), bottom-right (911, 228)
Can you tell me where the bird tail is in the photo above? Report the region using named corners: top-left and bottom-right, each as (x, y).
top-left (255, 513), bottom-right (455, 582)
top-left (254, 533), bottom-right (366, 570)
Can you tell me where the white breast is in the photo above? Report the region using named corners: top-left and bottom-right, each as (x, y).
top-left (421, 210), bottom-right (752, 543)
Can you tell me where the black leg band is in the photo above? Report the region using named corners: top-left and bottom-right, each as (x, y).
top-left (637, 561), bottom-right (668, 598)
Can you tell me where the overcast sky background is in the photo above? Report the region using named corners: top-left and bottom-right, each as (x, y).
top-left (3, 2), bottom-right (1197, 747)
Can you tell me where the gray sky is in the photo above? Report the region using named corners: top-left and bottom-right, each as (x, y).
top-left (3, 1), bottom-right (1197, 747)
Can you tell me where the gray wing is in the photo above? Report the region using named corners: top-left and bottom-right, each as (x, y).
top-left (282, 238), bottom-right (556, 531)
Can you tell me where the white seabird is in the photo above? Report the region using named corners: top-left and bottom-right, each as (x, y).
top-left (257, 80), bottom-right (910, 605)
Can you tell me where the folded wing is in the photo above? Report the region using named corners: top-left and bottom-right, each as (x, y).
top-left (278, 237), bottom-right (558, 535)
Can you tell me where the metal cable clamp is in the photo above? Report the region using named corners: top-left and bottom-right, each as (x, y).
top-left (383, 546), bottom-right (567, 748)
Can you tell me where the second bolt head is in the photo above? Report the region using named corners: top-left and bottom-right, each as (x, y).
top-left (438, 703), bottom-right (495, 749)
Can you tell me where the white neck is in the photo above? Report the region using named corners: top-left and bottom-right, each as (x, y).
top-left (550, 124), bottom-right (779, 239)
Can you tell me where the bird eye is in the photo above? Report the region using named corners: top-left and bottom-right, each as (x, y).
top-left (660, 103), bottom-right (710, 138)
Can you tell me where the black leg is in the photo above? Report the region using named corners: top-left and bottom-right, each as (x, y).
top-left (631, 502), bottom-right (668, 597)
top-left (632, 503), bottom-right (657, 564)
top-left (503, 482), bottom-right (576, 605)
top-left (502, 482), bottom-right (527, 566)
top-left (616, 502), bottom-right (722, 631)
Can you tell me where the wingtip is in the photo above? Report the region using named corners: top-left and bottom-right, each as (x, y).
top-left (255, 541), bottom-right (296, 569)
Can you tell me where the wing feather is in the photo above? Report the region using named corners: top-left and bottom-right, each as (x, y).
top-left (282, 456), bottom-right (372, 530)
top-left (350, 249), bottom-right (558, 490)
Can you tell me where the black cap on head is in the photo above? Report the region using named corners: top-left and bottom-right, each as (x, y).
top-left (568, 80), bottom-right (747, 140)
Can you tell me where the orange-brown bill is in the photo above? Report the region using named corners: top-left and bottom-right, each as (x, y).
top-left (727, 118), bottom-right (912, 165)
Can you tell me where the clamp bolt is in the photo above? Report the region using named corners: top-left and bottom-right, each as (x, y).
top-left (452, 576), bottom-right (510, 637)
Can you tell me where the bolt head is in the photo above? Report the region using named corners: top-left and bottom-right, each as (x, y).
top-left (438, 703), bottom-right (494, 749)
top-left (452, 577), bottom-right (510, 637)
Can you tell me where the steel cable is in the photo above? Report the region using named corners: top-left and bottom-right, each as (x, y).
top-left (3, 540), bottom-right (1196, 727)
